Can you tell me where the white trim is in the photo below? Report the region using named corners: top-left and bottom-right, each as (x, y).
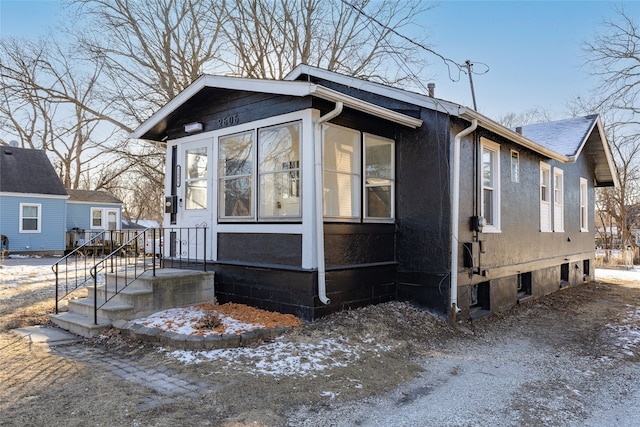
top-left (67, 200), bottom-right (122, 206)
top-left (480, 138), bottom-right (501, 233)
top-left (540, 162), bottom-right (552, 232)
top-left (580, 177), bottom-right (589, 232)
top-left (1, 192), bottom-right (67, 200)
top-left (131, 76), bottom-right (422, 140)
top-left (19, 203), bottom-right (41, 233)
top-left (553, 167), bottom-right (564, 232)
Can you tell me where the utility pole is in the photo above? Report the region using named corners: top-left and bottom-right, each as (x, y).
top-left (465, 60), bottom-right (478, 111)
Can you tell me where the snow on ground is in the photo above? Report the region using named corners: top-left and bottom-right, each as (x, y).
top-left (2, 258), bottom-right (640, 377)
top-left (139, 306), bottom-right (264, 336)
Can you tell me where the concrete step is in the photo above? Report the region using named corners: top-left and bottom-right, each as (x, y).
top-left (68, 297), bottom-right (135, 321)
top-left (48, 312), bottom-right (111, 338)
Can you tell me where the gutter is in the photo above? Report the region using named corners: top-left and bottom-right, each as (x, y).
top-left (450, 119), bottom-right (478, 322)
top-left (315, 102), bottom-right (344, 305)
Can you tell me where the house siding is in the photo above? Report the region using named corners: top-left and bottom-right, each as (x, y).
top-left (0, 194), bottom-right (66, 253)
top-left (66, 202), bottom-right (122, 231)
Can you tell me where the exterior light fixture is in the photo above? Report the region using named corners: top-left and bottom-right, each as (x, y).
top-left (184, 122), bottom-right (203, 133)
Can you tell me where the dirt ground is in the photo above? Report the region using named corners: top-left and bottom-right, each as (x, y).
top-left (1, 266), bottom-right (640, 426)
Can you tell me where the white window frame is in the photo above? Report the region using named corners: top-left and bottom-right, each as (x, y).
top-left (540, 162), bottom-right (552, 232)
top-left (580, 177), bottom-right (588, 232)
top-left (217, 120), bottom-right (303, 222)
top-left (363, 133), bottom-right (395, 222)
top-left (184, 146), bottom-right (208, 210)
top-left (19, 203), bottom-right (41, 233)
top-left (480, 138), bottom-right (501, 233)
top-left (90, 207), bottom-right (104, 229)
top-left (553, 167), bottom-right (564, 232)
top-left (510, 150), bottom-right (519, 183)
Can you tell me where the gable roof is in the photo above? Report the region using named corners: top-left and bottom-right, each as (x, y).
top-left (131, 74), bottom-right (423, 141)
top-left (0, 146), bottom-right (67, 196)
top-left (132, 64), bottom-right (617, 188)
top-left (67, 189), bottom-right (123, 204)
top-left (516, 114), bottom-right (617, 187)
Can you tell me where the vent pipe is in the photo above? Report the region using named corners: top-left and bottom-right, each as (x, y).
top-left (516, 126), bottom-right (522, 134)
top-left (427, 83), bottom-right (435, 98)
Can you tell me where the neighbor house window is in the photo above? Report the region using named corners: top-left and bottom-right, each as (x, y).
top-left (580, 177), bottom-right (588, 231)
top-left (91, 208), bottom-right (103, 228)
top-left (364, 133), bottom-right (394, 219)
top-left (185, 147), bottom-right (208, 210)
top-left (481, 138), bottom-right (500, 232)
top-left (323, 124), bottom-right (395, 221)
top-left (217, 121), bottom-right (301, 221)
top-left (554, 168), bottom-right (564, 232)
top-left (511, 150), bottom-right (519, 182)
top-left (20, 203), bottom-right (41, 233)
top-left (540, 162), bottom-right (552, 232)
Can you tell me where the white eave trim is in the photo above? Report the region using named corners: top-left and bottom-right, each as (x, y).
top-left (0, 192), bottom-right (68, 199)
top-left (459, 109), bottom-right (569, 162)
top-left (131, 75), bottom-right (422, 140)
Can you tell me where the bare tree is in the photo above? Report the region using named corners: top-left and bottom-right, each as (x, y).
top-left (495, 108), bottom-right (555, 128)
top-left (582, 7), bottom-right (640, 251)
top-left (0, 38), bottom-right (122, 189)
top-left (222, 0), bottom-right (433, 82)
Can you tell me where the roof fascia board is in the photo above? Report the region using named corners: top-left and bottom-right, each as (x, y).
top-left (0, 192), bottom-right (68, 199)
top-left (584, 115), bottom-right (619, 187)
top-left (459, 109), bottom-right (569, 162)
top-left (311, 86), bottom-right (422, 128)
top-left (68, 200), bottom-right (123, 206)
top-left (132, 75), bottom-right (423, 140)
top-left (286, 64), bottom-right (464, 116)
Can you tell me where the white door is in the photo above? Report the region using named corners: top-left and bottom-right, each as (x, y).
top-left (174, 139), bottom-right (212, 260)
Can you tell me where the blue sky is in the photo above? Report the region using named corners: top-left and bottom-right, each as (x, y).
top-left (0, 0), bottom-right (638, 119)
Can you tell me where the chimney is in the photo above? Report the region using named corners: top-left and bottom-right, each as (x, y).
top-left (427, 83), bottom-right (435, 97)
top-left (516, 126), bottom-right (522, 134)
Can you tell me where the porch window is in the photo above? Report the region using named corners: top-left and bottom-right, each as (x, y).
top-left (364, 133), bottom-right (394, 219)
top-left (323, 124), bottom-right (361, 218)
top-left (580, 177), bottom-right (588, 231)
top-left (554, 168), bottom-right (564, 232)
top-left (217, 121), bottom-right (301, 221)
top-left (258, 122), bottom-right (301, 218)
top-left (20, 203), bottom-right (40, 233)
top-left (219, 131), bottom-right (254, 218)
top-left (323, 124), bottom-right (394, 221)
top-left (185, 147), bottom-right (208, 210)
top-left (481, 138), bottom-right (500, 232)
top-left (540, 162), bottom-right (552, 232)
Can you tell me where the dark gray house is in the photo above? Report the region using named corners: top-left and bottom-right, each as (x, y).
top-left (132, 65), bottom-right (617, 321)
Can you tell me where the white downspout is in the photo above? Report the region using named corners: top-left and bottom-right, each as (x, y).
top-left (450, 119), bottom-right (478, 320)
top-left (315, 101), bottom-right (343, 305)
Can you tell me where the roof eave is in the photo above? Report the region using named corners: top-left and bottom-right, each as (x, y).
top-left (459, 109), bottom-right (569, 162)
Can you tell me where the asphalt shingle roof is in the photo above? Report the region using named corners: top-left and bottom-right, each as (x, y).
top-left (67, 189), bottom-right (123, 204)
top-left (515, 114), bottom-right (599, 157)
top-left (0, 146), bottom-right (67, 195)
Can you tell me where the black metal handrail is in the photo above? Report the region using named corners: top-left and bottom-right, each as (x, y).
top-left (53, 229), bottom-right (117, 314)
top-left (87, 227), bottom-right (208, 324)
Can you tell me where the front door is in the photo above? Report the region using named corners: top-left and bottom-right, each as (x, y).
top-left (174, 139), bottom-right (212, 260)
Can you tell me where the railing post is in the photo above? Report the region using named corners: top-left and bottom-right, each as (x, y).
top-left (93, 269), bottom-right (98, 325)
top-left (152, 228), bottom-right (157, 277)
top-left (54, 263), bottom-right (59, 314)
top-left (203, 227), bottom-right (207, 272)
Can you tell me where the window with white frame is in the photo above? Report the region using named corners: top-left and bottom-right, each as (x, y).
top-left (580, 177), bottom-right (588, 231)
top-left (185, 146), bottom-right (208, 210)
top-left (258, 122), bottom-right (301, 218)
top-left (91, 208), bottom-right (120, 230)
top-left (323, 124), bottom-right (395, 221)
top-left (510, 150), bottom-right (519, 182)
top-left (540, 162), bottom-right (552, 232)
top-left (364, 133), bottom-right (394, 219)
top-left (323, 124), bottom-right (361, 219)
top-left (20, 203), bottom-right (41, 233)
top-left (553, 168), bottom-right (564, 232)
top-left (481, 138), bottom-right (501, 232)
top-left (217, 121), bottom-right (301, 221)
top-left (91, 208), bottom-right (103, 228)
